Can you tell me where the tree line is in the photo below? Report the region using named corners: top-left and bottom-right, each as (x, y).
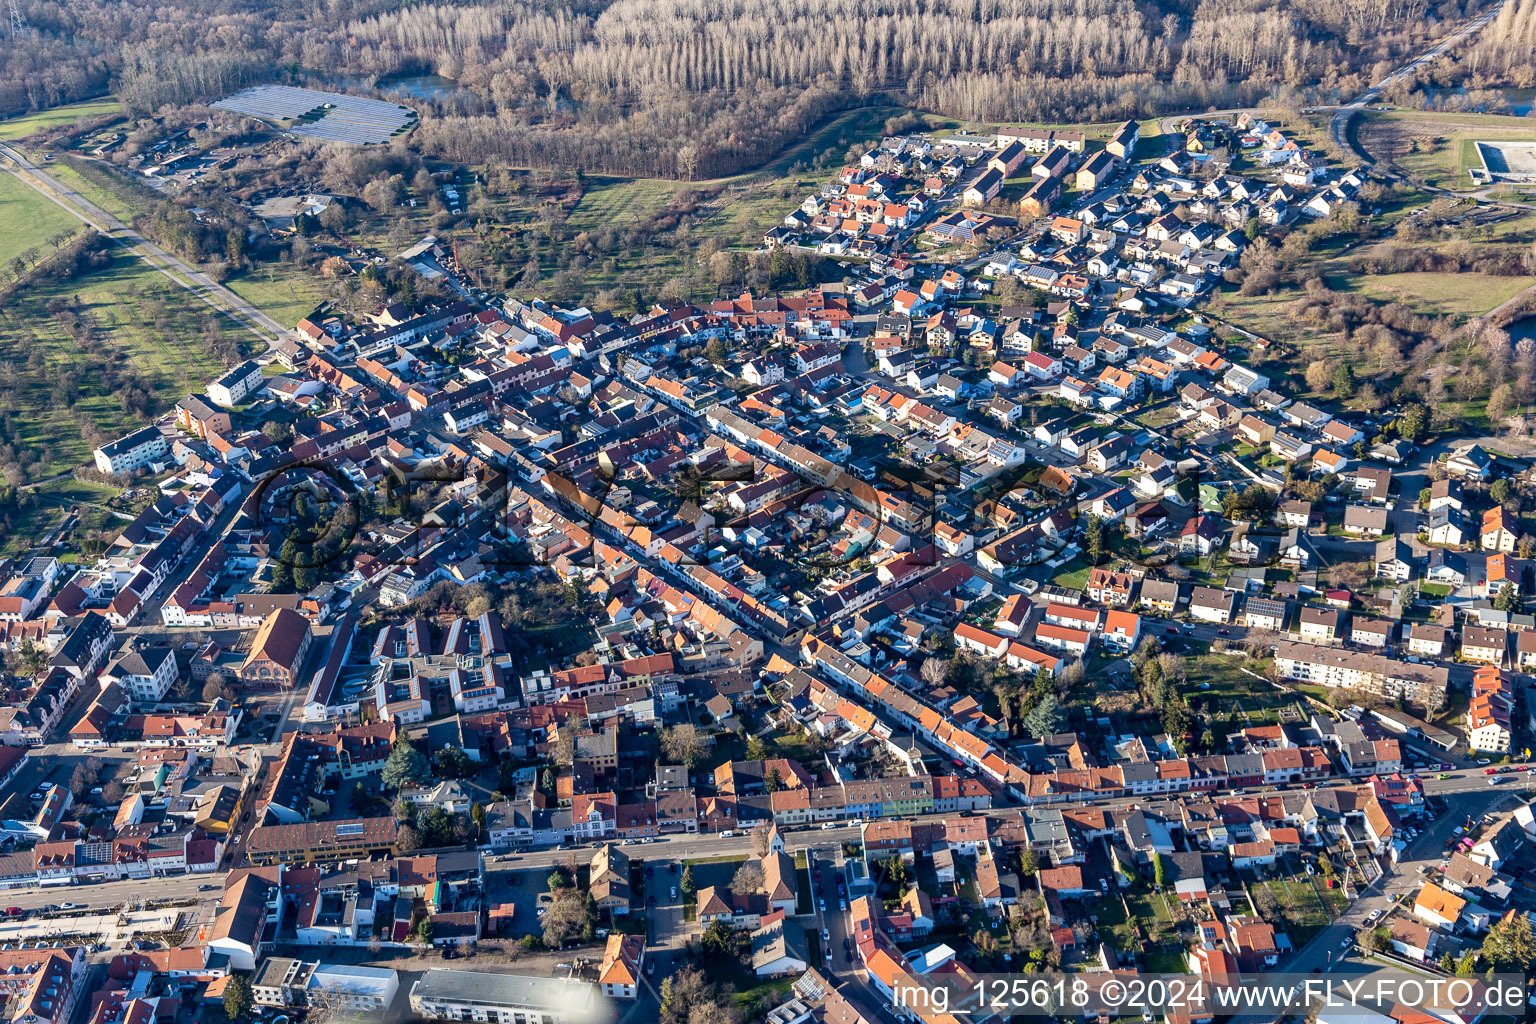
top-left (0, 0), bottom-right (1474, 180)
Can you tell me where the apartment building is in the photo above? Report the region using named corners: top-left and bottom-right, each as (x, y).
top-left (1271, 641), bottom-right (1448, 708)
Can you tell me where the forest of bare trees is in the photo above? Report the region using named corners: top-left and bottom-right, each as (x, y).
top-left (1464, 0), bottom-right (1536, 80)
top-left (0, 0), bottom-right (1484, 178)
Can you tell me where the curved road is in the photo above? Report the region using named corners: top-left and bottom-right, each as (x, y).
top-left (0, 141), bottom-right (289, 348)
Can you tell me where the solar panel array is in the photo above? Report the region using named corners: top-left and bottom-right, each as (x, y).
top-left (212, 85), bottom-right (415, 145)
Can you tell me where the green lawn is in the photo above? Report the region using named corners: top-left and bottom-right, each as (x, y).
top-left (0, 497), bottom-right (66, 556)
top-left (1051, 555), bottom-right (1093, 591)
top-left (0, 97), bottom-right (123, 141)
top-left (1144, 951), bottom-right (1189, 973)
top-left (0, 172), bottom-right (81, 265)
top-left (1257, 876), bottom-right (1334, 947)
top-left (1125, 892), bottom-right (1180, 945)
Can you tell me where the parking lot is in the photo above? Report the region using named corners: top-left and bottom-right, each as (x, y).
top-left (0, 906), bottom-right (187, 947)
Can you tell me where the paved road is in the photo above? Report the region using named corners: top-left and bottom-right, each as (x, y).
top-left (0, 141), bottom-right (289, 348)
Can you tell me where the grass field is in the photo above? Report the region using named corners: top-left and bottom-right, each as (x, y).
top-left (1088, 896), bottom-right (1136, 952)
top-left (48, 156), bottom-right (154, 224)
top-left (1184, 654), bottom-right (1302, 726)
top-left (1358, 110), bottom-right (1536, 190)
top-left (1050, 555), bottom-right (1094, 591)
top-left (0, 97), bottom-right (122, 141)
top-left (1212, 261), bottom-right (1536, 344)
top-left (1331, 270), bottom-right (1536, 317)
top-left (223, 268), bottom-right (328, 328)
top-left (2, 476), bottom-right (125, 556)
top-left (0, 173), bottom-right (81, 265)
top-left (0, 249), bottom-right (244, 478)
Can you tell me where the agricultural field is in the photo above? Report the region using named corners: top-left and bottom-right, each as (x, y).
top-left (0, 248), bottom-right (247, 480)
top-left (1208, 196), bottom-right (1536, 364)
top-left (1333, 270), bottom-right (1535, 317)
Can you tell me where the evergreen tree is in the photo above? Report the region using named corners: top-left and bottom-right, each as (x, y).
top-left (382, 738), bottom-right (430, 790)
top-left (1022, 693), bottom-right (1062, 739)
top-left (1481, 912), bottom-right (1536, 971)
top-left (1332, 363), bottom-right (1355, 399)
top-left (222, 976), bottom-right (253, 1023)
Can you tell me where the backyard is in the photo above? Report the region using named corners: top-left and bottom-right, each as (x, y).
top-left (1253, 873), bottom-right (1338, 948)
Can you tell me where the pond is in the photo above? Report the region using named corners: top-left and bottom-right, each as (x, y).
top-left (299, 69), bottom-right (466, 103)
top-left (1420, 86), bottom-right (1536, 116)
top-left (1511, 315), bottom-right (1536, 345)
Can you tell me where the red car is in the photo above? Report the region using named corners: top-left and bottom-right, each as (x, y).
top-left (3, 907), bottom-right (20, 917)
top-left (1165, 626), bottom-right (1180, 635)
top-left (1484, 767), bottom-right (1501, 775)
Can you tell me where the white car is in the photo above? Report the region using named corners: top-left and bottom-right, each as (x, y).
top-left (821, 822), bottom-right (838, 830)
top-left (1365, 910), bottom-right (1381, 924)
top-left (719, 830), bottom-right (734, 838)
